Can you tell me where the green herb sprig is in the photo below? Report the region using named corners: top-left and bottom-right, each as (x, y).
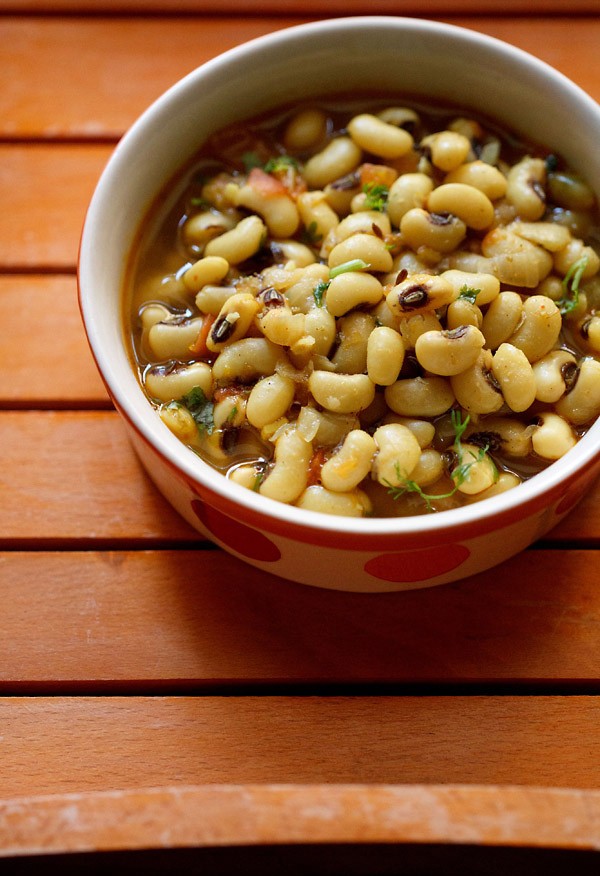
top-left (385, 410), bottom-right (496, 512)
top-left (557, 255), bottom-right (589, 315)
top-left (178, 386), bottom-right (215, 435)
top-left (363, 183), bottom-right (389, 212)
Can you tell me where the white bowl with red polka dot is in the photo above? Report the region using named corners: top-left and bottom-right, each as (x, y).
top-left (79, 16), bottom-right (600, 591)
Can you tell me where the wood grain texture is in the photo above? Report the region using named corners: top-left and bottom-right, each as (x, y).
top-left (0, 696), bottom-right (599, 799)
top-left (2, 783), bottom-right (600, 857)
top-left (0, 411), bottom-right (200, 542)
top-left (2, 548), bottom-right (600, 685)
top-left (4, 1), bottom-right (598, 14)
top-left (1, 16), bottom-right (599, 141)
top-left (0, 276), bottom-right (108, 406)
top-left (0, 145), bottom-right (111, 270)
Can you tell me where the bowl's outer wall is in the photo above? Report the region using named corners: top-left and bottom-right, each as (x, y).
top-left (79, 17), bottom-right (600, 590)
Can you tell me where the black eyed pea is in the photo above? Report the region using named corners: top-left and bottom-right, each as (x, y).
top-left (450, 350), bottom-right (504, 415)
top-left (377, 106), bottom-right (420, 128)
top-left (400, 208), bottom-right (467, 254)
top-left (296, 406), bottom-right (360, 447)
top-left (367, 326), bottom-right (405, 386)
top-left (303, 307), bottom-right (337, 357)
top-left (555, 357), bottom-right (600, 425)
top-left (582, 314), bottom-right (600, 355)
top-left (320, 429), bottom-right (377, 492)
top-left (140, 302), bottom-right (171, 331)
top-left (213, 394), bottom-right (247, 430)
top-left (272, 239), bottom-right (318, 268)
top-left (532, 350), bottom-right (578, 403)
top-left (308, 371), bottom-right (376, 414)
top-left (408, 448), bottom-right (445, 488)
top-left (182, 210), bottom-right (237, 249)
top-left (511, 221), bottom-right (572, 253)
top-left (465, 471), bottom-right (521, 502)
top-left (505, 156), bottom-right (547, 221)
top-left (297, 191), bottom-right (340, 243)
top-left (347, 113), bottom-right (414, 160)
top-left (246, 373), bottom-right (296, 430)
top-left (285, 263), bottom-right (330, 312)
top-left (532, 412), bottom-right (577, 460)
top-left (482, 227), bottom-right (553, 288)
top-left (195, 284), bottom-right (238, 316)
top-left (326, 271), bottom-right (384, 318)
top-left (491, 343), bottom-right (537, 412)
top-left (427, 183), bottom-right (495, 231)
top-left (415, 325), bottom-right (486, 377)
top-left (387, 173), bottom-right (434, 227)
top-left (453, 443), bottom-right (498, 496)
top-left (159, 404), bottom-right (199, 443)
top-left (257, 305), bottom-right (306, 348)
top-left (295, 484), bottom-right (372, 517)
top-left (328, 233), bottom-right (393, 274)
top-left (553, 238), bottom-right (600, 279)
top-left (386, 272), bottom-right (457, 319)
top-left (445, 298), bottom-right (483, 330)
top-left (144, 361), bottom-right (213, 403)
top-left (420, 131), bottom-right (471, 172)
top-left (329, 210), bottom-right (392, 244)
top-left (444, 160), bottom-right (508, 200)
top-left (211, 337), bottom-right (287, 383)
top-left (481, 291), bottom-right (523, 351)
top-left (372, 423), bottom-right (422, 485)
top-left (332, 312), bottom-right (376, 375)
top-left (466, 416), bottom-right (534, 458)
top-left (384, 375), bottom-right (455, 418)
top-left (228, 463), bottom-right (264, 491)
top-left (303, 137), bottom-right (363, 189)
top-left (206, 292), bottom-right (261, 353)
top-left (380, 415), bottom-right (436, 449)
top-left (323, 177), bottom-right (361, 217)
top-left (507, 295), bottom-right (562, 363)
top-left (397, 312), bottom-right (444, 349)
top-left (182, 255), bottom-right (230, 294)
top-left (441, 269), bottom-right (500, 306)
top-left (444, 250), bottom-right (496, 276)
top-left (259, 427), bottom-right (313, 504)
top-left (148, 316), bottom-right (205, 361)
top-left (205, 215), bottom-right (267, 264)
top-left (283, 108), bottom-right (328, 152)
top-left (225, 178), bottom-right (299, 238)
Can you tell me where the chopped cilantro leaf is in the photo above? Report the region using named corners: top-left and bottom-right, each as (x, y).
top-left (180, 386), bottom-right (214, 435)
top-left (558, 255), bottom-right (588, 315)
top-left (313, 279), bottom-right (329, 307)
top-left (263, 155), bottom-right (299, 173)
top-left (329, 258), bottom-right (370, 279)
top-left (363, 183), bottom-right (389, 212)
top-left (458, 284), bottom-right (481, 304)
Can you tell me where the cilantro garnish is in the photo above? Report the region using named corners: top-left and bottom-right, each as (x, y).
top-left (557, 255), bottom-right (588, 315)
top-left (179, 386), bottom-right (214, 435)
top-left (302, 221), bottom-right (323, 246)
top-left (458, 284), bottom-right (481, 304)
top-left (385, 409), bottom-right (496, 511)
top-left (363, 183), bottom-right (389, 212)
top-left (313, 279), bottom-right (329, 308)
top-left (263, 155), bottom-right (299, 174)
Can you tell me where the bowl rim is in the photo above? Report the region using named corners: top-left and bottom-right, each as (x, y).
top-left (79, 14), bottom-right (600, 539)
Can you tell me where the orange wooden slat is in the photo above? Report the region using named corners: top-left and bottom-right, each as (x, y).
top-left (4, 1), bottom-right (599, 15)
top-left (0, 276), bottom-right (108, 406)
top-left (2, 548), bottom-right (600, 685)
top-left (1, 16), bottom-right (599, 141)
top-left (0, 411), bottom-right (200, 542)
top-left (2, 783), bottom-right (600, 857)
top-left (1, 410), bottom-right (599, 544)
top-left (0, 144), bottom-right (111, 270)
top-left (1, 695), bottom-right (600, 799)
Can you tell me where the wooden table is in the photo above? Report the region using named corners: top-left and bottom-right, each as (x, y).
top-left (2, 1), bottom-right (600, 871)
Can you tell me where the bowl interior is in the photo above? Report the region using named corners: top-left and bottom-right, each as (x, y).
top-left (79, 16), bottom-right (600, 537)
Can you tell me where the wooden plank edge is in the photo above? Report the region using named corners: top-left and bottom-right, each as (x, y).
top-left (1, 783), bottom-right (600, 856)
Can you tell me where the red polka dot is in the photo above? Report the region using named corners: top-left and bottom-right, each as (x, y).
top-left (364, 543), bottom-right (470, 583)
top-left (191, 499), bottom-right (281, 562)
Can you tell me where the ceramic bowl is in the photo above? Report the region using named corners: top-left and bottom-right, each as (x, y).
top-left (79, 16), bottom-right (600, 592)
